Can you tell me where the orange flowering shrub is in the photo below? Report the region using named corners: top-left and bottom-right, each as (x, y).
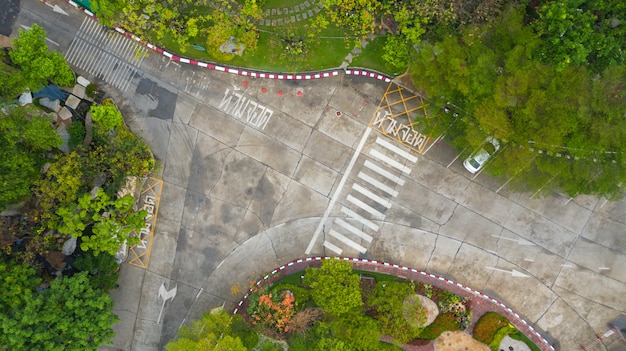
top-left (250, 293), bottom-right (296, 334)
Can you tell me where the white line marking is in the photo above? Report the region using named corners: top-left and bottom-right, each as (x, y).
top-left (335, 218), bottom-right (373, 242)
top-left (358, 172), bottom-right (399, 197)
top-left (369, 149), bottom-right (412, 174)
top-left (363, 160), bottom-right (405, 185)
top-left (341, 207), bottom-right (379, 231)
top-left (376, 137), bottom-right (417, 162)
top-left (323, 241), bottom-right (343, 255)
top-left (347, 195), bottom-right (385, 219)
top-left (329, 230), bottom-right (367, 253)
top-left (352, 183), bottom-right (392, 208)
top-left (306, 128), bottom-right (372, 254)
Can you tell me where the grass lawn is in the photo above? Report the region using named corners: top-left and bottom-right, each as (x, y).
top-left (351, 35), bottom-right (394, 75)
top-left (147, 2), bottom-right (391, 73)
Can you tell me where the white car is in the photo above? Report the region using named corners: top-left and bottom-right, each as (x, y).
top-left (463, 137), bottom-right (500, 174)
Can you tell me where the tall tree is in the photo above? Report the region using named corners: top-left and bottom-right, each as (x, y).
top-left (165, 308), bottom-right (247, 351)
top-left (303, 259), bottom-right (363, 317)
top-left (0, 272), bottom-right (118, 351)
top-left (10, 24), bottom-right (74, 88)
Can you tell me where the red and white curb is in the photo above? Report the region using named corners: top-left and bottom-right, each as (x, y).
top-left (61, 0), bottom-right (391, 83)
top-left (234, 257), bottom-right (556, 351)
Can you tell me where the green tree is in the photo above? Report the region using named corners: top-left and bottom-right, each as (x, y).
top-left (90, 101), bottom-right (123, 132)
top-left (0, 257), bottom-right (41, 313)
top-left (55, 188), bottom-right (145, 256)
top-left (73, 251), bottom-right (120, 291)
top-left (303, 259), bottom-right (363, 317)
top-left (0, 272), bottom-right (118, 350)
top-left (10, 24), bottom-right (74, 88)
top-left (0, 106), bottom-right (61, 210)
top-left (165, 307), bottom-right (247, 351)
top-left (534, 0), bottom-right (626, 72)
top-left (366, 281), bottom-right (419, 344)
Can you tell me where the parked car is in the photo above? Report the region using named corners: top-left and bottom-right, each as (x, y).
top-left (463, 137), bottom-right (500, 174)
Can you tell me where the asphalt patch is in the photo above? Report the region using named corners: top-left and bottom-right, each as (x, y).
top-left (0, 0), bottom-right (20, 36)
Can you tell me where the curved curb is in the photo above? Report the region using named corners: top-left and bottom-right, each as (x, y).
top-left (234, 257), bottom-right (557, 351)
top-left (61, 0), bottom-right (392, 83)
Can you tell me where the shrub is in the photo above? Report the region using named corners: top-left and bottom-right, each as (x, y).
top-left (489, 324), bottom-right (516, 351)
top-left (510, 329), bottom-right (541, 351)
top-left (473, 312), bottom-right (509, 344)
top-left (67, 121), bottom-right (85, 150)
top-left (420, 312), bottom-right (461, 340)
top-left (249, 292), bottom-right (296, 334)
top-left (85, 84), bottom-right (97, 98)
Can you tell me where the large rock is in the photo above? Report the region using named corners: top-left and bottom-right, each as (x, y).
top-left (403, 294), bottom-right (439, 328)
top-left (40, 97), bottom-right (60, 111)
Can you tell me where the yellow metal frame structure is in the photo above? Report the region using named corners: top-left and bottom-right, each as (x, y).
top-left (369, 82), bottom-right (432, 154)
top-left (128, 177), bottom-right (163, 269)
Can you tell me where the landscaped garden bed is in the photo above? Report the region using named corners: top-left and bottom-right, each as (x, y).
top-left (168, 259), bottom-right (548, 351)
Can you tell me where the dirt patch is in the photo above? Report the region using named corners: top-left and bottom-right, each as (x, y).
top-left (434, 331), bottom-right (490, 351)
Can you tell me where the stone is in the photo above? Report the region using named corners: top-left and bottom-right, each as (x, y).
top-left (304, 0), bottom-right (310, 7)
top-left (294, 4), bottom-right (300, 12)
top-left (296, 14), bottom-right (301, 21)
top-left (265, 9), bottom-right (270, 15)
top-left (72, 84), bottom-right (86, 99)
top-left (302, 12), bottom-right (308, 20)
top-left (277, 18), bottom-right (283, 25)
top-left (271, 8), bottom-right (276, 15)
top-left (308, 9), bottom-right (314, 17)
top-left (290, 15), bottom-right (295, 22)
top-left (283, 8), bottom-right (288, 14)
top-left (65, 94), bottom-right (80, 109)
top-left (271, 19), bottom-right (276, 26)
top-left (313, 6), bottom-right (320, 13)
top-left (57, 107), bottom-right (72, 122)
top-left (434, 331), bottom-right (490, 351)
top-left (39, 97), bottom-right (60, 111)
top-left (45, 251), bottom-right (68, 272)
top-left (76, 75), bottom-right (90, 87)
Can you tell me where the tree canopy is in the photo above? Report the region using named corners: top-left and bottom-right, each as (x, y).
top-left (10, 24), bottom-right (74, 89)
top-left (0, 271), bottom-right (118, 351)
top-left (303, 259), bottom-right (363, 317)
top-left (165, 308), bottom-right (247, 351)
top-left (411, 4), bottom-right (626, 198)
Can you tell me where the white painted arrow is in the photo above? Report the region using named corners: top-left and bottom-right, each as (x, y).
top-left (44, 3), bottom-right (69, 16)
top-left (485, 266), bottom-right (530, 278)
top-left (491, 234), bottom-right (535, 246)
top-left (157, 282), bottom-right (177, 323)
top-left (20, 24), bottom-right (60, 46)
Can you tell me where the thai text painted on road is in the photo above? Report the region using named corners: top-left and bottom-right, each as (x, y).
top-left (371, 112), bottom-right (428, 153)
top-left (219, 89), bottom-right (273, 130)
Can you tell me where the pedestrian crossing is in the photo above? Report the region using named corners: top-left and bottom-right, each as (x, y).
top-left (322, 136), bottom-right (417, 255)
top-left (65, 17), bottom-right (148, 92)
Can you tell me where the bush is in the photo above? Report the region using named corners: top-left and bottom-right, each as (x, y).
top-left (420, 312), bottom-right (461, 340)
top-left (489, 324), bottom-right (516, 351)
top-left (72, 252), bottom-right (119, 291)
top-left (510, 330), bottom-right (541, 351)
top-left (473, 312), bottom-right (509, 344)
top-left (85, 84), bottom-right (97, 98)
top-left (67, 121), bottom-right (85, 150)
top-left (232, 315), bottom-right (259, 349)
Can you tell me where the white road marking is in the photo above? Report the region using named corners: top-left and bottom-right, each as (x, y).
top-left (352, 183), bottom-right (392, 208)
top-left (376, 137), bottom-right (418, 162)
top-left (357, 172), bottom-right (398, 197)
top-left (306, 128), bottom-right (372, 254)
top-left (341, 207), bottom-right (379, 231)
top-left (363, 160), bottom-right (405, 185)
top-left (347, 195), bottom-right (385, 219)
top-left (335, 218), bottom-right (373, 242)
top-left (329, 230), bottom-right (367, 253)
top-left (369, 149), bottom-right (412, 174)
top-left (323, 240), bottom-right (343, 255)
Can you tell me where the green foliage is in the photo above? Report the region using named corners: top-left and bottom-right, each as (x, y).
top-left (534, 0), bottom-right (626, 72)
top-left (382, 36), bottom-right (409, 74)
top-left (0, 272), bottom-right (118, 350)
top-left (90, 102), bottom-right (123, 132)
top-left (165, 308), bottom-right (247, 351)
top-left (365, 281), bottom-right (420, 343)
top-left (473, 312), bottom-right (510, 344)
top-left (509, 329), bottom-right (541, 351)
top-left (304, 259), bottom-right (363, 317)
top-left (488, 324), bottom-right (516, 351)
top-left (327, 313), bottom-right (382, 351)
top-left (0, 257), bottom-right (41, 313)
top-left (10, 24), bottom-right (74, 89)
top-left (0, 106), bottom-right (61, 210)
top-left (419, 312), bottom-right (461, 340)
top-left (55, 188), bottom-right (145, 256)
top-left (319, 0), bottom-right (383, 47)
top-left (411, 5), bottom-right (626, 198)
top-left (68, 121), bottom-right (86, 150)
top-left (72, 251), bottom-right (120, 291)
